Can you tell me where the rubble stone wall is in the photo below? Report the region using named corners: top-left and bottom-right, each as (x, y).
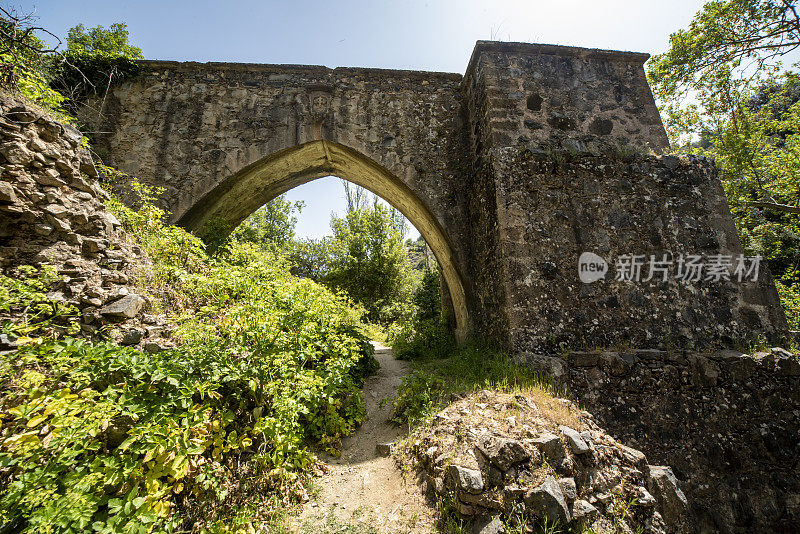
top-left (0, 92), bottom-right (166, 347)
top-left (526, 348), bottom-right (800, 533)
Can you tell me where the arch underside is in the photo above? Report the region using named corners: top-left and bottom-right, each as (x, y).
top-left (178, 140), bottom-right (470, 343)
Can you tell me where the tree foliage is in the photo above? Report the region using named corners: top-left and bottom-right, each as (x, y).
top-left (52, 22), bottom-right (142, 114)
top-left (289, 237), bottom-right (333, 281)
top-left (0, 11), bottom-right (143, 122)
top-left (648, 0), bottom-right (800, 328)
top-left (414, 268), bottom-right (442, 322)
top-left (325, 197), bottom-right (416, 324)
top-left (649, 0), bottom-right (800, 102)
top-left (65, 23), bottom-right (143, 60)
top-left (0, 7), bottom-right (69, 119)
top-left (230, 195), bottom-right (305, 250)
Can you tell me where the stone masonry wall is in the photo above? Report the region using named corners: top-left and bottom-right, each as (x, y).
top-left (496, 150), bottom-right (786, 352)
top-left (0, 92), bottom-right (170, 350)
top-left (525, 348), bottom-right (800, 533)
top-left (85, 41), bottom-right (789, 352)
top-left (466, 43), bottom-right (787, 351)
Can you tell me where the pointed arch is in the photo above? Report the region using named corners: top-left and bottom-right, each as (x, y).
top-left (177, 140), bottom-right (470, 343)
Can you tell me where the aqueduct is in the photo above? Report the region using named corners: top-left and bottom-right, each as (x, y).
top-left (85, 41), bottom-right (788, 351)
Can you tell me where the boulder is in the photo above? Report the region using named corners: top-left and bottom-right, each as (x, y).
top-left (618, 444), bottom-right (648, 470)
top-left (143, 341), bottom-right (169, 353)
top-left (0, 142), bottom-right (33, 165)
top-left (531, 431), bottom-right (564, 460)
top-left (524, 475), bottom-right (571, 524)
top-left (0, 333), bottom-right (18, 350)
top-left (559, 426), bottom-right (590, 455)
top-left (571, 499), bottom-right (598, 522)
top-left (475, 435), bottom-right (531, 471)
top-left (447, 465), bottom-right (484, 494)
top-left (120, 329), bottom-right (145, 346)
top-left (525, 353), bottom-right (569, 379)
top-left (34, 223), bottom-right (53, 236)
top-left (99, 294), bottom-right (145, 318)
top-left (82, 238), bottom-right (107, 254)
top-left (472, 514), bottom-right (504, 534)
top-left (690, 354), bottom-right (720, 387)
top-left (558, 477), bottom-right (577, 501)
top-left (568, 351), bottom-right (599, 367)
top-left (34, 168), bottom-right (65, 187)
top-left (0, 181), bottom-right (16, 203)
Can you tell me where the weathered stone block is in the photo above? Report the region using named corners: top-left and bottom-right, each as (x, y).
top-left (647, 465), bottom-right (688, 525)
top-left (99, 294), bottom-right (145, 318)
top-left (447, 465), bottom-right (484, 494)
top-left (475, 435), bottom-right (531, 471)
top-left (524, 475), bottom-right (571, 524)
top-left (559, 426), bottom-right (589, 455)
top-left (531, 432), bottom-right (564, 460)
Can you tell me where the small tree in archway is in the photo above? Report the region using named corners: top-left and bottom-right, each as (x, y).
top-left (324, 191), bottom-right (416, 324)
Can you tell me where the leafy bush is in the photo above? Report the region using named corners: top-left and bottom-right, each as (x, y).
top-left (392, 318), bottom-right (454, 361)
top-left (391, 268), bottom-right (453, 360)
top-left (776, 276), bottom-right (800, 331)
top-left (0, 184), bottom-right (379, 532)
top-left (324, 201), bottom-right (416, 324)
top-left (0, 265), bottom-right (80, 340)
top-left (389, 371), bottom-right (444, 427)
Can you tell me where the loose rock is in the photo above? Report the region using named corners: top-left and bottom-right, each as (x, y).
top-left (524, 475), bottom-right (571, 524)
top-left (99, 294), bottom-right (145, 318)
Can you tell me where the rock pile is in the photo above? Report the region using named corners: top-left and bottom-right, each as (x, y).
top-left (400, 390), bottom-right (689, 533)
top-left (0, 92), bottom-right (172, 349)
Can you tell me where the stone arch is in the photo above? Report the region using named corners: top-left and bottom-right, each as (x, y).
top-left (177, 139), bottom-right (470, 343)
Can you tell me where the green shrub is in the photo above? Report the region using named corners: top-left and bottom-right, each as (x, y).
top-left (776, 276), bottom-right (800, 331)
top-left (0, 184), bottom-right (379, 532)
top-left (389, 268), bottom-right (453, 360)
top-left (0, 265), bottom-right (80, 339)
top-left (392, 317), bottom-right (455, 360)
top-left (414, 269), bottom-right (441, 322)
top-left (389, 371), bottom-right (444, 427)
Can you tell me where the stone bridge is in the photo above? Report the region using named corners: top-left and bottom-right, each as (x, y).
top-left (85, 41), bottom-right (788, 351)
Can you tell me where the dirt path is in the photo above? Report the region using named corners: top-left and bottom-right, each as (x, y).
top-left (291, 342), bottom-right (435, 533)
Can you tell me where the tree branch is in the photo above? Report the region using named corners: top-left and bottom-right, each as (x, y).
top-left (740, 200), bottom-right (800, 214)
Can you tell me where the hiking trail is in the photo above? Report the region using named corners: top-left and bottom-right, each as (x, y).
top-left (292, 342), bottom-right (435, 533)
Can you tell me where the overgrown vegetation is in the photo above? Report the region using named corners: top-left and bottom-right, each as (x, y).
top-left (648, 0), bottom-right (800, 328)
top-left (391, 268), bottom-right (454, 360)
top-left (0, 181), bottom-right (379, 532)
top-left (389, 343), bottom-right (566, 429)
top-left (0, 8), bottom-right (142, 126)
top-left (228, 181), bottom-right (431, 336)
top-left (0, 7), bottom-right (71, 121)
top-left (325, 197), bottom-right (416, 325)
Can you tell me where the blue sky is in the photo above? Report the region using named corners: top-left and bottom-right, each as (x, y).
top-left (11, 0), bottom-right (708, 239)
